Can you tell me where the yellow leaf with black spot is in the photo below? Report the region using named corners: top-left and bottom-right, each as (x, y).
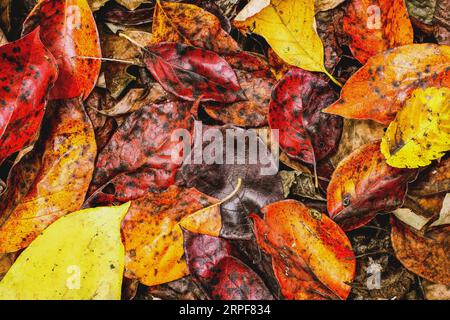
top-left (0, 203), bottom-right (130, 300)
top-left (233, 0), bottom-right (340, 86)
top-left (381, 87), bottom-right (450, 168)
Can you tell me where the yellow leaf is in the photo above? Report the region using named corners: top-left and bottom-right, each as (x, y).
top-left (0, 203), bottom-right (130, 300)
top-left (233, 0), bottom-right (340, 85)
top-left (381, 87), bottom-right (450, 168)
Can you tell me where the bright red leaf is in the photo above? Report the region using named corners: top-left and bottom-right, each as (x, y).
top-left (0, 28), bottom-right (57, 165)
top-left (23, 0), bottom-right (101, 100)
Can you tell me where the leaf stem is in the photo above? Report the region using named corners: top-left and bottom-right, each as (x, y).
top-left (221, 178), bottom-right (243, 203)
top-left (73, 56), bottom-right (136, 65)
top-left (324, 69), bottom-right (342, 87)
top-left (118, 32), bottom-right (148, 51)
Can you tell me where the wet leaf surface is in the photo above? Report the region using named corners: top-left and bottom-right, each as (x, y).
top-left (0, 98), bottom-right (96, 253)
top-left (144, 42), bottom-right (245, 103)
top-left (87, 100), bottom-right (193, 205)
top-left (269, 68), bottom-right (342, 164)
top-left (0, 28), bottom-right (57, 165)
top-left (324, 44), bottom-right (450, 124)
top-left (251, 200), bottom-right (356, 300)
top-left (23, 0), bottom-right (101, 100)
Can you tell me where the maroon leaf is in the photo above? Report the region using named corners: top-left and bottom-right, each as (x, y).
top-left (183, 230), bottom-right (274, 300)
top-left (269, 68), bottom-right (342, 164)
top-left (144, 42), bottom-right (245, 103)
top-left (0, 27), bottom-right (57, 165)
top-left (86, 100), bottom-right (193, 205)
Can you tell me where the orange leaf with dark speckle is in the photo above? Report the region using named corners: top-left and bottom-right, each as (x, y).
top-left (323, 44), bottom-right (450, 124)
top-left (327, 141), bottom-right (417, 231)
top-left (343, 0), bottom-right (413, 64)
top-left (250, 200), bottom-right (356, 300)
top-left (122, 186), bottom-right (219, 286)
top-left (0, 98), bottom-right (96, 253)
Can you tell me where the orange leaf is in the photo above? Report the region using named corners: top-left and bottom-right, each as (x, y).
top-left (343, 0), bottom-right (413, 64)
top-left (122, 186), bottom-right (219, 286)
top-left (327, 141), bottom-right (417, 231)
top-left (152, 0), bottom-right (240, 54)
top-left (0, 99), bottom-right (96, 253)
top-left (323, 44), bottom-right (450, 124)
top-left (251, 200), bottom-right (355, 300)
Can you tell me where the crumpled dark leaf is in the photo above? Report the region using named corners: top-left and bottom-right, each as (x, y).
top-left (183, 230), bottom-right (274, 300)
top-left (178, 125), bottom-right (283, 239)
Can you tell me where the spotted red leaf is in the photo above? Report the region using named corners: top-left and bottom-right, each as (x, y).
top-left (144, 42), bottom-right (245, 103)
top-left (268, 68), bottom-right (342, 164)
top-left (183, 231), bottom-right (274, 300)
top-left (0, 28), bottom-right (57, 165)
top-left (86, 100), bottom-right (193, 205)
top-left (23, 0), bottom-right (101, 100)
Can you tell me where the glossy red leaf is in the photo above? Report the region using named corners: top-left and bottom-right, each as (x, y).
top-left (268, 68), bottom-right (342, 164)
top-left (0, 27), bottom-right (57, 165)
top-left (23, 0), bottom-right (101, 100)
top-left (144, 42), bottom-right (245, 103)
top-left (183, 231), bottom-right (274, 300)
top-left (327, 141), bottom-right (418, 231)
top-left (86, 100), bottom-right (193, 205)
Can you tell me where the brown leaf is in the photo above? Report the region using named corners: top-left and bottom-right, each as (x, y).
top-left (391, 218), bottom-right (450, 284)
top-left (409, 156), bottom-right (450, 196)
